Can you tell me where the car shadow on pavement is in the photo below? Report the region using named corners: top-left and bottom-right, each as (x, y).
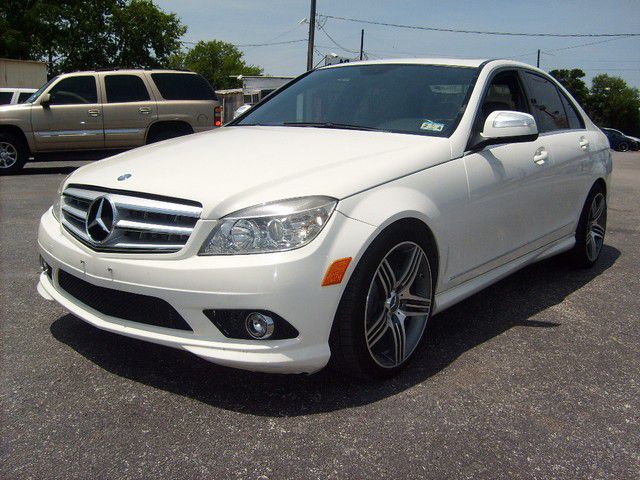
top-left (50, 245), bottom-right (620, 416)
top-left (19, 165), bottom-right (80, 176)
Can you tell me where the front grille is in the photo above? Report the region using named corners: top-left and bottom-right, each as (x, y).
top-left (60, 184), bottom-right (202, 253)
top-left (58, 269), bottom-right (192, 331)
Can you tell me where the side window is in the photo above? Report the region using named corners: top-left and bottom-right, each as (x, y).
top-left (151, 73), bottom-right (217, 101)
top-left (49, 76), bottom-right (98, 105)
top-left (0, 92), bottom-right (13, 105)
top-left (522, 72), bottom-right (568, 132)
top-left (558, 93), bottom-right (584, 129)
top-left (18, 92), bottom-right (33, 103)
top-left (105, 75), bottom-right (150, 103)
top-left (476, 70), bottom-right (528, 132)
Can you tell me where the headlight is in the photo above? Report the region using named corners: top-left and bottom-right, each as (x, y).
top-left (51, 174), bottom-right (70, 221)
top-left (199, 196), bottom-right (337, 255)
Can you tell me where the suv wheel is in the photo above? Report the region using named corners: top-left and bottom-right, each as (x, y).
top-left (568, 184), bottom-right (607, 268)
top-left (0, 133), bottom-right (28, 175)
top-left (330, 225), bottom-right (435, 380)
top-left (616, 142), bottom-right (629, 152)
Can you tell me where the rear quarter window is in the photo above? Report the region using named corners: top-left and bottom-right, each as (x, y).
top-left (151, 73), bottom-right (217, 101)
top-left (0, 92), bottom-right (13, 105)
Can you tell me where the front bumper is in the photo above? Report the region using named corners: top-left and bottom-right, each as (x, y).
top-left (37, 208), bottom-right (375, 374)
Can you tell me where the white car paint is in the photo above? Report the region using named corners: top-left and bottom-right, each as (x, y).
top-left (37, 58), bottom-right (612, 374)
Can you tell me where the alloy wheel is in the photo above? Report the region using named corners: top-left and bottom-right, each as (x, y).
top-left (0, 142), bottom-right (18, 169)
top-left (586, 193), bottom-right (606, 262)
top-left (618, 142), bottom-right (629, 152)
top-left (364, 241), bottom-right (432, 368)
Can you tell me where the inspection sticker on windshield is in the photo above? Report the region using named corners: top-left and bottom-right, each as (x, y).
top-left (420, 120), bottom-right (444, 132)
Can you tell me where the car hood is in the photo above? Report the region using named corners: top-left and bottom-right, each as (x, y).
top-left (68, 126), bottom-right (451, 219)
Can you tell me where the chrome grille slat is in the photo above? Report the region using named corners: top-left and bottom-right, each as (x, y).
top-left (60, 186), bottom-right (202, 253)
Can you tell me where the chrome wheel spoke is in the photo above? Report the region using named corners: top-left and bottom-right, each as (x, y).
top-left (376, 259), bottom-right (396, 298)
top-left (400, 293), bottom-right (431, 317)
top-left (396, 245), bottom-right (423, 293)
top-left (389, 316), bottom-right (406, 365)
top-left (591, 223), bottom-right (605, 239)
top-left (366, 311), bottom-right (389, 347)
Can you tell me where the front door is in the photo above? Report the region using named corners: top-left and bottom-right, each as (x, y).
top-left (31, 75), bottom-right (104, 151)
top-left (100, 73), bottom-right (157, 148)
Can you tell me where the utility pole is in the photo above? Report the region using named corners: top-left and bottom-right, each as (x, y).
top-left (306, 0), bottom-right (317, 71)
top-left (536, 49), bottom-right (541, 68)
top-left (359, 29), bottom-right (365, 60)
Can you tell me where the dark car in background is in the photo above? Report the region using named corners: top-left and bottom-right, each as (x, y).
top-left (601, 127), bottom-right (640, 152)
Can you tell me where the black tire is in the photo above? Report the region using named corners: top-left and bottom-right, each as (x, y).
top-left (329, 222), bottom-right (436, 380)
top-left (616, 142), bottom-right (629, 152)
top-left (0, 132), bottom-right (28, 175)
top-left (146, 123), bottom-right (193, 144)
top-left (567, 183), bottom-right (607, 268)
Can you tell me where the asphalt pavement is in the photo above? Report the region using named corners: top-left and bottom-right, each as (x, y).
top-left (1, 152), bottom-right (639, 479)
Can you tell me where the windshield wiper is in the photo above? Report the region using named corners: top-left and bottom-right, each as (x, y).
top-left (281, 122), bottom-right (383, 132)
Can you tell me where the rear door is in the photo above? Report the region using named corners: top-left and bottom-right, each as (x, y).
top-left (101, 73), bottom-right (158, 148)
top-left (31, 75), bottom-right (104, 150)
top-left (521, 70), bottom-right (593, 234)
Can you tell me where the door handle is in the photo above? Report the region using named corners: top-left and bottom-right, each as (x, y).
top-left (533, 147), bottom-right (548, 165)
top-left (87, 109), bottom-right (101, 117)
top-left (139, 107), bottom-right (151, 114)
top-left (579, 136), bottom-right (590, 150)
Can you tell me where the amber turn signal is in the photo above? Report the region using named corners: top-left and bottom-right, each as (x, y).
top-left (321, 257), bottom-right (352, 286)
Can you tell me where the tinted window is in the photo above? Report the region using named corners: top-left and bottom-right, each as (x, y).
top-left (0, 92), bottom-right (12, 105)
top-left (49, 76), bottom-right (97, 105)
top-left (558, 92), bottom-right (584, 129)
top-left (476, 70), bottom-right (528, 130)
top-left (151, 73), bottom-right (216, 100)
top-left (237, 64), bottom-right (479, 137)
top-left (105, 75), bottom-right (150, 103)
top-left (523, 72), bottom-right (568, 132)
top-left (18, 92), bottom-right (33, 103)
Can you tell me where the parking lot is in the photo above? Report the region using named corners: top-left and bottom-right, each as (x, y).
top-left (1, 151), bottom-right (638, 479)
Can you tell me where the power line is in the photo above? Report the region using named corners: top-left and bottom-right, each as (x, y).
top-left (319, 14), bottom-right (640, 38)
top-left (180, 39), bottom-right (307, 48)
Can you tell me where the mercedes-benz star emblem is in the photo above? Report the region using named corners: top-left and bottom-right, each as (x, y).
top-left (117, 173), bottom-right (132, 181)
top-left (85, 196), bottom-right (116, 243)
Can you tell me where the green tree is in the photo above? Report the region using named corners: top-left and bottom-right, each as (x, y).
top-left (173, 40), bottom-right (263, 90)
top-left (549, 68), bottom-right (590, 106)
top-left (588, 74), bottom-right (640, 136)
top-left (0, 0), bottom-right (185, 76)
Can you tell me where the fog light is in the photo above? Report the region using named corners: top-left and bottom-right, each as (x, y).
top-left (245, 312), bottom-right (275, 339)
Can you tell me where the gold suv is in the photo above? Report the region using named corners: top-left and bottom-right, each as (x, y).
top-left (0, 69), bottom-right (221, 174)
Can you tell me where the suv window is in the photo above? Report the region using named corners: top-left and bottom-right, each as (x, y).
top-left (477, 70), bottom-right (528, 130)
top-left (18, 92), bottom-right (33, 103)
top-left (557, 90), bottom-right (584, 130)
top-left (105, 75), bottom-right (150, 103)
top-left (49, 76), bottom-right (98, 105)
top-left (0, 92), bottom-right (13, 105)
top-left (522, 72), bottom-right (568, 132)
top-left (151, 73), bottom-right (217, 101)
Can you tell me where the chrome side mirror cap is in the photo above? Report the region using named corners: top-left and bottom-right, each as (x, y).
top-left (481, 110), bottom-right (538, 140)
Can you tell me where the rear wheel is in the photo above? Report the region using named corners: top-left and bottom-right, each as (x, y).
top-left (568, 184), bottom-right (607, 268)
top-left (0, 133), bottom-right (28, 175)
top-left (330, 225), bottom-right (435, 380)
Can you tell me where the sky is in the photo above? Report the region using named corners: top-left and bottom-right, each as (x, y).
top-left (155, 0), bottom-right (640, 88)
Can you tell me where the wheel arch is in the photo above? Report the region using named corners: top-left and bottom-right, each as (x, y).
top-left (145, 120), bottom-right (194, 143)
top-left (0, 124), bottom-right (31, 154)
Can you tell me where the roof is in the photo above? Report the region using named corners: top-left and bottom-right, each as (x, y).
top-left (59, 68), bottom-right (196, 76)
top-left (320, 58), bottom-right (535, 70)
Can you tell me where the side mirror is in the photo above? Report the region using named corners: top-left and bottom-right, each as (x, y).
top-left (40, 93), bottom-right (51, 107)
top-left (473, 111), bottom-right (538, 150)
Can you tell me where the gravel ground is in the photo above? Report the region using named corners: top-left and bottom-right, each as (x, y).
top-left (1, 152), bottom-right (638, 479)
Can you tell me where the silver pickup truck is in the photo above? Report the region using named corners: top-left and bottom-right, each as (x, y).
top-left (0, 69), bottom-right (221, 174)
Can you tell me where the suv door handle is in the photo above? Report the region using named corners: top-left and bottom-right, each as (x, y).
top-left (139, 107), bottom-right (151, 114)
top-left (579, 136), bottom-right (590, 150)
top-left (87, 109), bottom-right (101, 117)
top-left (533, 147), bottom-right (548, 165)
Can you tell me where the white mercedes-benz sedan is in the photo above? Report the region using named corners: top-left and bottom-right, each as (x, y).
top-left (37, 59), bottom-right (611, 379)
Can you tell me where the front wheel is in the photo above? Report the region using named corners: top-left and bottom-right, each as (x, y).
top-left (330, 225), bottom-right (435, 380)
top-left (0, 133), bottom-right (28, 175)
top-left (616, 142), bottom-right (629, 152)
top-left (568, 184), bottom-right (607, 268)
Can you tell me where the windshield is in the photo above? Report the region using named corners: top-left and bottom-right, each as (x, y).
top-left (235, 64), bottom-right (479, 137)
top-left (25, 77), bottom-right (58, 103)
